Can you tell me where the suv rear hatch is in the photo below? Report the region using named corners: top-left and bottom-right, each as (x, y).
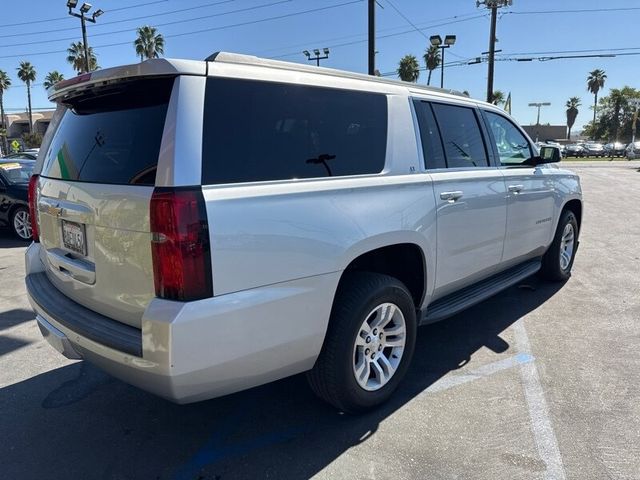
top-left (36, 76), bottom-right (174, 328)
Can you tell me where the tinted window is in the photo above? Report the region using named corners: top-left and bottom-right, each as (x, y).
top-left (202, 78), bottom-right (387, 184)
top-left (431, 103), bottom-right (489, 168)
top-left (41, 78), bottom-right (173, 185)
top-left (485, 111), bottom-right (532, 165)
top-left (413, 100), bottom-right (446, 169)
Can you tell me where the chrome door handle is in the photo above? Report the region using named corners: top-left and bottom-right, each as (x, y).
top-left (508, 184), bottom-right (524, 193)
top-left (440, 191), bottom-right (464, 202)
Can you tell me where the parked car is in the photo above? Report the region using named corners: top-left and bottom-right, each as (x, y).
top-left (582, 142), bottom-right (605, 157)
top-left (565, 144), bottom-right (585, 157)
top-left (625, 141), bottom-right (640, 159)
top-left (0, 159), bottom-right (35, 240)
top-left (604, 142), bottom-right (626, 157)
top-left (3, 152), bottom-right (38, 160)
top-left (25, 54), bottom-right (582, 412)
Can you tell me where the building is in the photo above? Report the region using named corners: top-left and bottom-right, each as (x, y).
top-left (4, 110), bottom-right (55, 138)
top-left (522, 125), bottom-right (568, 143)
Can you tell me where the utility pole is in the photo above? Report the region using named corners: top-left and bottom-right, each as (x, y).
top-left (368, 0), bottom-right (375, 75)
top-left (477, 0), bottom-right (512, 103)
top-left (67, 1), bottom-right (104, 74)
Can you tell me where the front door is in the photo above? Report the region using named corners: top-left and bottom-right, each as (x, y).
top-left (413, 100), bottom-right (507, 300)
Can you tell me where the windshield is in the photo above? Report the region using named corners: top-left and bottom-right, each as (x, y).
top-left (0, 162), bottom-right (34, 184)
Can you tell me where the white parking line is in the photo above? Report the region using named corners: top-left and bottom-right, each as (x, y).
top-left (513, 321), bottom-right (567, 480)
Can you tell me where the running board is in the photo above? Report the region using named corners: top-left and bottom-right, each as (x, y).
top-left (420, 259), bottom-right (542, 325)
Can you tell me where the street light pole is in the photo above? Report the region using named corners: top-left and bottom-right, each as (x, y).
top-left (528, 102), bottom-right (551, 142)
top-left (67, 1), bottom-right (104, 74)
top-left (368, 0), bottom-right (376, 75)
top-left (477, 0), bottom-right (512, 103)
top-left (430, 35), bottom-right (456, 89)
top-left (303, 48), bottom-right (330, 67)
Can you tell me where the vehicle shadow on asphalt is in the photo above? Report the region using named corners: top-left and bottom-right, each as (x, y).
top-left (0, 231), bottom-right (30, 248)
top-left (0, 278), bottom-right (565, 480)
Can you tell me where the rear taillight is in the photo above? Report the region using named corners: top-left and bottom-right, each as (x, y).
top-left (28, 174), bottom-right (39, 242)
top-left (150, 187), bottom-right (213, 301)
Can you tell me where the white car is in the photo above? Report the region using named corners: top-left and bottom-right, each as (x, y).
top-left (625, 141), bottom-right (640, 159)
top-left (25, 53), bottom-right (582, 412)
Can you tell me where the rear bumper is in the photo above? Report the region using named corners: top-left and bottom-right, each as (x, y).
top-left (25, 243), bottom-right (338, 403)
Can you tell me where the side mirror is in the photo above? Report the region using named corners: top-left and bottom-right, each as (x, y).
top-left (538, 145), bottom-right (561, 164)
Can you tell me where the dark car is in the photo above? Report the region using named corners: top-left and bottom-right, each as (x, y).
top-left (604, 142), bottom-right (626, 157)
top-left (0, 159), bottom-right (35, 240)
top-left (4, 152), bottom-right (38, 160)
top-left (582, 142), bottom-right (605, 157)
top-left (565, 144), bottom-right (585, 157)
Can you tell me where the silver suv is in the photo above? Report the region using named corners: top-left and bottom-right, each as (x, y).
top-left (25, 53), bottom-right (582, 412)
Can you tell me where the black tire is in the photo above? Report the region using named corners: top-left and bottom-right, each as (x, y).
top-left (10, 206), bottom-right (32, 241)
top-left (307, 272), bottom-right (417, 413)
top-left (539, 210), bottom-right (578, 282)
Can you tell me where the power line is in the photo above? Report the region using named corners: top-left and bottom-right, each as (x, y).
top-left (0, 0), bottom-right (363, 60)
top-left (0, 0), bottom-right (169, 28)
top-left (384, 0), bottom-right (427, 39)
top-left (1, 0), bottom-right (236, 39)
top-left (0, 0), bottom-right (293, 49)
top-left (268, 14), bottom-right (487, 59)
top-left (509, 6), bottom-right (640, 15)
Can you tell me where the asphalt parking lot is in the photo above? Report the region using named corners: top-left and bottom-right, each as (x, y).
top-left (1, 161), bottom-right (639, 480)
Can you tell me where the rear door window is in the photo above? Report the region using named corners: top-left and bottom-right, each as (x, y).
top-left (41, 77), bottom-right (174, 185)
top-left (201, 78), bottom-right (388, 184)
top-left (431, 103), bottom-right (489, 168)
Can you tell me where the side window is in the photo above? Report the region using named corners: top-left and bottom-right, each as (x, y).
top-left (431, 103), bottom-right (489, 168)
top-left (413, 100), bottom-right (446, 169)
top-left (201, 78), bottom-right (388, 184)
top-left (485, 111), bottom-right (532, 165)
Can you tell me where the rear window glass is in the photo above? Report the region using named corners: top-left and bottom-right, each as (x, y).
top-left (40, 77), bottom-right (174, 185)
top-left (0, 162), bottom-right (34, 183)
top-left (202, 78), bottom-right (388, 184)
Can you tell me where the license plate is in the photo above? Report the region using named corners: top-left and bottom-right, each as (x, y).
top-left (62, 220), bottom-right (86, 256)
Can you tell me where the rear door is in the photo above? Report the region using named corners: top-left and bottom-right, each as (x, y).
top-left (413, 100), bottom-right (507, 299)
top-left (35, 77), bottom-right (174, 328)
top-left (481, 110), bottom-right (554, 265)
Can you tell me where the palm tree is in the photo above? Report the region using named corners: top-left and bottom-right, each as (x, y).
top-left (490, 90), bottom-right (505, 106)
top-left (397, 55), bottom-right (420, 83)
top-left (565, 97), bottom-right (581, 140)
top-left (134, 26), bottom-right (165, 61)
top-left (423, 45), bottom-right (441, 86)
top-left (587, 69), bottom-right (606, 125)
top-left (43, 71), bottom-right (65, 90)
top-left (0, 70), bottom-right (11, 154)
top-left (67, 42), bottom-right (99, 74)
top-left (16, 61), bottom-right (36, 134)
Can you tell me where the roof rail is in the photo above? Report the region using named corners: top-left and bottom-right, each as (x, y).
top-left (205, 51), bottom-right (469, 99)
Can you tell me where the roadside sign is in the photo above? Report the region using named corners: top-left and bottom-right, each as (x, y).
top-left (10, 140), bottom-right (20, 153)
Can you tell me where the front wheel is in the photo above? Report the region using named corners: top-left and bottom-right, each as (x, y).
top-left (539, 210), bottom-right (578, 281)
top-left (11, 206), bottom-right (32, 240)
top-left (307, 272), bottom-right (417, 413)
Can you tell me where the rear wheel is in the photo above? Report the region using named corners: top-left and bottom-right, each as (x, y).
top-left (11, 206), bottom-right (32, 240)
top-left (307, 272), bottom-right (417, 413)
top-left (540, 210), bottom-right (578, 281)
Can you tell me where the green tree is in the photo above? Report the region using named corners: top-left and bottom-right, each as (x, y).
top-left (587, 69), bottom-right (607, 127)
top-left (43, 71), bottom-right (64, 90)
top-left (67, 42), bottom-right (99, 74)
top-left (0, 70), bottom-right (11, 154)
top-left (490, 90), bottom-right (505, 106)
top-left (582, 86), bottom-right (640, 142)
top-left (423, 45), bottom-right (440, 86)
top-left (16, 61), bottom-right (36, 134)
top-left (134, 26), bottom-right (165, 61)
top-left (565, 97), bottom-right (581, 140)
top-left (397, 54), bottom-right (420, 83)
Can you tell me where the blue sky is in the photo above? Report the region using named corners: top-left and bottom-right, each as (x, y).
top-left (1, 0), bottom-right (638, 133)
